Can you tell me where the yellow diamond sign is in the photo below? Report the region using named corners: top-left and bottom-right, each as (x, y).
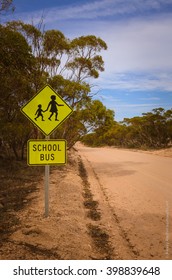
top-left (21, 84), bottom-right (73, 136)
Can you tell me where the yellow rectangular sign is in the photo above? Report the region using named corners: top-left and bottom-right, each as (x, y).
top-left (27, 139), bottom-right (67, 166)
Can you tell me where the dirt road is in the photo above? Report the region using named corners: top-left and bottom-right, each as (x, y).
top-left (76, 143), bottom-right (172, 259)
top-left (1, 144), bottom-right (171, 260)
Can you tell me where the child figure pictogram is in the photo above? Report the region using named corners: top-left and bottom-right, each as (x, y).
top-left (35, 104), bottom-right (45, 121)
top-left (45, 95), bottom-right (64, 121)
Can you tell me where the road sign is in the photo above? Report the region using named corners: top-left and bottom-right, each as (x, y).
top-left (21, 85), bottom-right (73, 136)
top-left (27, 139), bottom-right (66, 166)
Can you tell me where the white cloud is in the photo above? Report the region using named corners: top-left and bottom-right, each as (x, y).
top-left (48, 11), bottom-right (172, 92)
top-left (98, 70), bottom-right (172, 92)
top-left (105, 101), bottom-right (171, 120)
top-left (3, 1), bottom-right (172, 93)
top-left (102, 100), bottom-right (169, 120)
top-left (139, 97), bottom-right (161, 101)
top-left (92, 15), bottom-right (172, 92)
top-left (5, 0), bottom-right (172, 22)
top-left (99, 16), bottom-right (172, 72)
top-left (114, 103), bottom-right (162, 108)
top-left (4, 0), bottom-right (172, 23)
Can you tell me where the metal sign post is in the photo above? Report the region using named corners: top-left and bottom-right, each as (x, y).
top-left (45, 162), bottom-right (49, 217)
top-left (45, 135), bottom-right (50, 217)
top-left (21, 84), bottom-right (73, 217)
top-left (26, 138), bottom-right (67, 218)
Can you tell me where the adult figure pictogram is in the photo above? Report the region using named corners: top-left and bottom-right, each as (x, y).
top-left (45, 95), bottom-right (64, 121)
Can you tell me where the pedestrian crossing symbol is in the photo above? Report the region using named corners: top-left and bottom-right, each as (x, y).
top-left (21, 84), bottom-right (73, 136)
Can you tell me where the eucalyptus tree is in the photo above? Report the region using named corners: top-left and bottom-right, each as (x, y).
top-left (0, 24), bottom-right (35, 159)
top-left (82, 108), bottom-right (172, 149)
top-left (0, 0), bottom-right (14, 15)
top-left (1, 20), bottom-right (108, 155)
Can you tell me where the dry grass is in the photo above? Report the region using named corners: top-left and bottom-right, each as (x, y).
top-left (0, 159), bottom-right (44, 243)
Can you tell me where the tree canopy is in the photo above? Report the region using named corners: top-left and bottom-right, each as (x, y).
top-left (0, 21), bottom-right (109, 159)
top-left (82, 107), bottom-right (172, 149)
top-left (1, 19), bottom-right (171, 160)
top-left (0, 0), bottom-right (14, 15)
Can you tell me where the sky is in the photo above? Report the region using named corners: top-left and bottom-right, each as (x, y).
top-left (2, 0), bottom-right (172, 121)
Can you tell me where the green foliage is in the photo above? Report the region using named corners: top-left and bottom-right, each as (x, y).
top-left (0, 20), bottom-right (108, 159)
top-left (81, 100), bottom-right (114, 133)
top-left (43, 29), bottom-right (69, 55)
top-left (1, 19), bottom-right (171, 158)
top-left (122, 108), bottom-right (172, 148)
top-left (82, 108), bottom-right (172, 149)
top-left (68, 36), bottom-right (107, 81)
top-left (0, 24), bottom-right (36, 159)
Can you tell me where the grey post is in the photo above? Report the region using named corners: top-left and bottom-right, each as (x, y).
top-left (44, 135), bottom-right (50, 217)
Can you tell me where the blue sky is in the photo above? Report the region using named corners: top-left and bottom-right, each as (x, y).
top-left (2, 0), bottom-right (172, 121)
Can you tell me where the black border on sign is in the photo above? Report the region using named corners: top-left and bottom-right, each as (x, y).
top-left (27, 139), bottom-right (67, 166)
top-left (21, 84), bottom-right (73, 136)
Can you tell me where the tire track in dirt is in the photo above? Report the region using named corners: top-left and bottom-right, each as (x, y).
top-left (91, 167), bottom-right (140, 258)
top-left (78, 156), bottom-right (114, 259)
top-left (77, 151), bottom-right (139, 259)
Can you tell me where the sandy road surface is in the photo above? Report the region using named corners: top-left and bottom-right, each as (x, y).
top-left (76, 144), bottom-right (172, 259)
top-left (1, 145), bottom-right (171, 260)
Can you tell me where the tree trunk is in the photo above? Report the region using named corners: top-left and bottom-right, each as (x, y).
top-left (11, 142), bottom-right (19, 160)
